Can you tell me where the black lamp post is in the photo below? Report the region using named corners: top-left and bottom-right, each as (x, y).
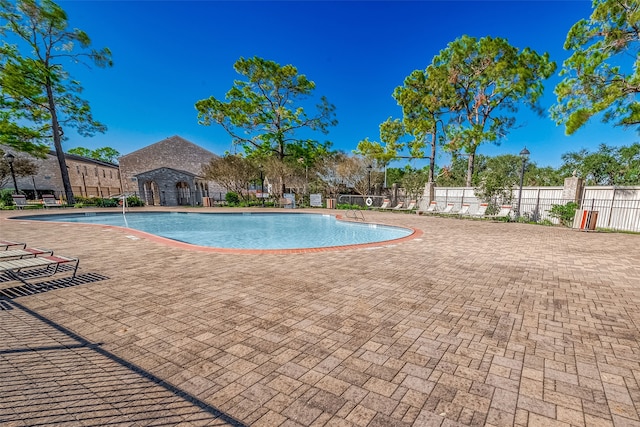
top-left (366, 164), bottom-right (372, 195)
top-left (516, 147), bottom-right (530, 219)
top-left (3, 153), bottom-right (19, 195)
top-left (31, 175), bottom-right (38, 200)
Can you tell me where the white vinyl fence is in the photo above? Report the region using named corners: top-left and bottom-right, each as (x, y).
top-left (430, 186), bottom-right (640, 232)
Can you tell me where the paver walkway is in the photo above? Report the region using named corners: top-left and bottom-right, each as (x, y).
top-left (1, 207), bottom-right (639, 426)
top-left (1, 298), bottom-right (241, 426)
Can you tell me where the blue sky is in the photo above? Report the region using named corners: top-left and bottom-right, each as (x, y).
top-left (55, 0), bottom-right (638, 169)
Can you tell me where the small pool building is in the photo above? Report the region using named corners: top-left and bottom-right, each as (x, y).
top-left (118, 135), bottom-right (226, 206)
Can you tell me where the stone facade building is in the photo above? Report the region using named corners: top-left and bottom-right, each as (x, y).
top-left (118, 135), bottom-right (226, 206)
top-left (1, 145), bottom-right (121, 200)
top-left (133, 167), bottom-right (206, 207)
top-left (2, 136), bottom-right (225, 206)
top-left (66, 154), bottom-right (122, 198)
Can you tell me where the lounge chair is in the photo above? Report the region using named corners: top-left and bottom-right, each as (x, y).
top-left (42, 194), bottom-right (63, 208)
top-left (0, 240), bottom-right (26, 250)
top-left (0, 255), bottom-right (79, 284)
top-left (404, 200), bottom-right (418, 211)
top-left (12, 194), bottom-right (27, 210)
top-left (392, 201), bottom-right (405, 210)
top-left (0, 248), bottom-right (53, 260)
top-left (458, 204), bottom-right (471, 216)
top-left (440, 203), bottom-right (455, 214)
top-left (417, 201), bottom-right (438, 215)
top-left (379, 199), bottom-right (391, 209)
top-left (472, 203), bottom-right (489, 217)
top-left (488, 205), bottom-right (513, 219)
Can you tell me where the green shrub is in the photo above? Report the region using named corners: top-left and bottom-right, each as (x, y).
top-left (126, 195), bottom-right (145, 207)
top-left (484, 202), bottom-right (500, 216)
top-left (73, 196), bottom-right (96, 206)
top-left (225, 192), bottom-right (240, 205)
top-left (549, 202), bottom-right (578, 227)
top-left (493, 215), bottom-right (511, 222)
top-left (95, 198), bottom-right (118, 207)
top-left (0, 189), bottom-right (14, 207)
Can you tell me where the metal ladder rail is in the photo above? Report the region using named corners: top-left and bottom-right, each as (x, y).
top-left (345, 209), bottom-right (365, 221)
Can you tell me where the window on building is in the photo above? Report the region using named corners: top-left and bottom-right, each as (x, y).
top-left (76, 165), bottom-right (80, 174)
top-left (84, 166), bottom-right (87, 175)
top-left (110, 170), bottom-right (113, 179)
top-left (103, 169), bottom-right (106, 178)
top-left (95, 167), bottom-right (98, 177)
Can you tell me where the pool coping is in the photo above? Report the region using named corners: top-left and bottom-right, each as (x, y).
top-left (5, 209), bottom-right (423, 254)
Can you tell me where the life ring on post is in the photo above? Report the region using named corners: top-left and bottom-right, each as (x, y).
top-left (365, 197), bottom-right (373, 207)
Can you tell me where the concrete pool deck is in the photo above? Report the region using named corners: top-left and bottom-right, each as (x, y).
top-left (1, 207), bottom-right (639, 426)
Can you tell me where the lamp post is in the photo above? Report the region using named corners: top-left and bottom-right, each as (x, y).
top-left (31, 175), bottom-right (38, 200)
top-left (366, 164), bottom-right (373, 196)
top-left (516, 147), bottom-right (530, 219)
top-left (3, 153), bottom-right (19, 195)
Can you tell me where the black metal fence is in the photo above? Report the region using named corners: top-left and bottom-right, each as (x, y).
top-left (337, 194), bottom-right (388, 208)
top-left (577, 197), bottom-right (640, 232)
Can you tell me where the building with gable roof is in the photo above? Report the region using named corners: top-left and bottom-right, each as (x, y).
top-left (1, 144), bottom-right (121, 200)
top-left (118, 135), bottom-right (226, 206)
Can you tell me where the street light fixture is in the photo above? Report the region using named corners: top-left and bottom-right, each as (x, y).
top-left (3, 153), bottom-right (19, 195)
top-left (516, 147), bottom-right (530, 219)
top-left (366, 164), bottom-right (373, 196)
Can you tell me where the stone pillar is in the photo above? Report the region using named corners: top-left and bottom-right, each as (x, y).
top-left (563, 175), bottom-right (584, 229)
top-left (562, 175), bottom-right (584, 203)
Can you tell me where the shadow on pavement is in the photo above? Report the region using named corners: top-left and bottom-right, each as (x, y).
top-left (0, 289), bottom-right (247, 426)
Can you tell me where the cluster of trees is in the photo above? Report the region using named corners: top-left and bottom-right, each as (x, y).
top-left (437, 142), bottom-right (640, 188)
top-left (67, 146), bottom-right (120, 163)
top-left (357, 0), bottom-right (638, 192)
top-left (1, 0), bottom-right (638, 205)
top-left (201, 151), bottom-right (384, 203)
top-left (357, 36), bottom-right (556, 190)
top-left (193, 0), bottom-right (639, 194)
top-left (198, 141), bottom-right (638, 205)
top-left (436, 142), bottom-right (639, 204)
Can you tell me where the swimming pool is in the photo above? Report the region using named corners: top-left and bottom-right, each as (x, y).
top-left (21, 212), bottom-right (414, 250)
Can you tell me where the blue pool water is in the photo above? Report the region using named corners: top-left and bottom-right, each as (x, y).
top-left (23, 212), bottom-right (413, 250)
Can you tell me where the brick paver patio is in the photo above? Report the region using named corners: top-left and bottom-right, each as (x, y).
top-left (1, 207), bottom-right (639, 426)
